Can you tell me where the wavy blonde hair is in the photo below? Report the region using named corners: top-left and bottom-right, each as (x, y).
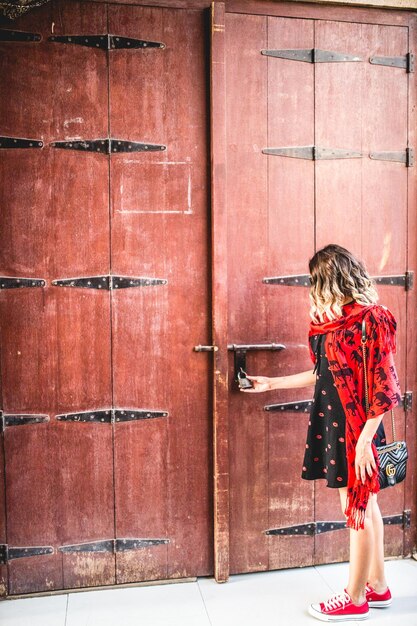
top-left (309, 244), bottom-right (378, 322)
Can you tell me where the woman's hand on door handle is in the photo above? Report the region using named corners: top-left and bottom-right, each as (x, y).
top-left (240, 375), bottom-right (272, 393)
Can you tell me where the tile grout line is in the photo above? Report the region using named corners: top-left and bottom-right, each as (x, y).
top-left (64, 593), bottom-right (69, 626)
top-left (197, 578), bottom-right (214, 626)
top-left (313, 565), bottom-right (339, 594)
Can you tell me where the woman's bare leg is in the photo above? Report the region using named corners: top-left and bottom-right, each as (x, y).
top-left (367, 495), bottom-right (388, 592)
top-left (338, 488), bottom-right (376, 605)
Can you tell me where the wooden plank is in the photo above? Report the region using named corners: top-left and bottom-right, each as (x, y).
top-left (404, 14), bottom-right (417, 558)
top-left (357, 19), bottom-right (409, 559)
top-left (227, 0), bottom-right (412, 24)
top-left (0, 430), bottom-right (5, 599)
top-left (77, 0), bottom-right (416, 22)
top-left (224, 10), bottom-right (270, 575)
top-left (314, 19), bottom-right (410, 562)
top-left (0, 1), bottom-right (115, 594)
top-left (266, 15), bottom-right (315, 569)
top-left (210, 1), bottom-right (230, 582)
top-left (109, 4), bottom-right (212, 582)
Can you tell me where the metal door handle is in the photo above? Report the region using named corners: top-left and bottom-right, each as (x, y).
top-left (227, 343), bottom-right (285, 351)
top-left (228, 343), bottom-right (286, 383)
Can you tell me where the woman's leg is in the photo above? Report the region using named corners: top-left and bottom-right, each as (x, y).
top-left (338, 488), bottom-right (375, 605)
top-left (367, 495), bottom-right (388, 592)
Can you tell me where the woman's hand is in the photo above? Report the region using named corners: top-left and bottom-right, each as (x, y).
top-left (355, 435), bottom-right (377, 484)
top-left (240, 375), bottom-right (271, 393)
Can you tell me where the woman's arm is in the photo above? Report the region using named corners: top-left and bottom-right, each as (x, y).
top-left (241, 369), bottom-right (316, 393)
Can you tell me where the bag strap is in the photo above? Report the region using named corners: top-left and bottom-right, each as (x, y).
top-left (361, 317), bottom-right (396, 441)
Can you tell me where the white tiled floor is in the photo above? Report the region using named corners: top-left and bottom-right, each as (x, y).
top-left (0, 558), bottom-right (416, 625)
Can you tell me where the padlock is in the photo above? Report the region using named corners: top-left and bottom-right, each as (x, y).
top-left (237, 368), bottom-right (253, 389)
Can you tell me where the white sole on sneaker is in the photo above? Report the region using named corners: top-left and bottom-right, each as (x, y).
top-left (368, 598), bottom-right (392, 608)
top-left (308, 603), bottom-right (370, 622)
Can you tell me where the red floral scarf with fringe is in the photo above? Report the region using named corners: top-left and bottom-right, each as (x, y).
top-left (308, 301), bottom-right (401, 530)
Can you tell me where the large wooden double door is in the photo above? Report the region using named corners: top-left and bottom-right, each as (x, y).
top-left (0, 0), bottom-right (416, 596)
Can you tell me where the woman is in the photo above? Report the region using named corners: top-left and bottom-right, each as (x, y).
top-left (242, 244), bottom-right (401, 622)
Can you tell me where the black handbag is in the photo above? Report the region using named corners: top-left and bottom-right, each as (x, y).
top-left (361, 318), bottom-right (408, 489)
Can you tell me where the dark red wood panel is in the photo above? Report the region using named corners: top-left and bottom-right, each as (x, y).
top-left (0, 1), bottom-right (114, 594)
top-left (404, 16), bottom-right (417, 558)
top-left (265, 15), bottom-right (315, 570)
top-left (225, 12), bottom-right (270, 574)
top-left (210, 1), bottom-right (230, 583)
top-left (314, 20), bottom-right (410, 562)
top-left (0, 417), bottom-right (6, 598)
top-left (108, 4), bottom-right (212, 582)
top-left (224, 8), bottom-right (416, 575)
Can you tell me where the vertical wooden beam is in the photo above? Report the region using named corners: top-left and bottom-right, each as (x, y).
top-left (210, 1), bottom-right (229, 582)
top-left (404, 12), bottom-right (417, 558)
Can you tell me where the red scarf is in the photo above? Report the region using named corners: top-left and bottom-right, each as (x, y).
top-left (308, 301), bottom-right (401, 530)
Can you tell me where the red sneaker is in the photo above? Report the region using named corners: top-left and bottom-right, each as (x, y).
top-left (308, 589), bottom-right (369, 622)
top-left (365, 583), bottom-right (392, 608)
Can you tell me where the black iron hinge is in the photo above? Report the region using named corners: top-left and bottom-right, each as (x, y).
top-left (0, 545), bottom-right (54, 564)
top-left (0, 136), bottom-right (43, 149)
top-left (58, 538), bottom-right (169, 554)
top-left (265, 510), bottom-right (411, 536)
top-left (402, 392), bottom-right (413, 412)
top-left (370, 147), bottom-right (414, 167)
top-left (265, 393), bottom-right (410, 415)
top-left (0, 277), bottom-right (46, 289)
top-left (262, 146), bottom-right (362, 160)
top-left (370, 52), bottom-right (414, 73)
top-left (0, 29), bottom-right (41, 42)
top-left (263, 272), bottom-right (413, 290)
top-left (261, 48), bottom-right (361, 63)
top-left (50, 138), bottom-right (166, 154)
top-left (1, 412), bottom-right (49, 432)
top-left (56, 408), bottom-right (168, 423)
top-left (51, 275), bottom-right (167, 289)
top-left (264, 400), bottom-right (313, 413)
top-left (48, 34), bottom-right (165, 50)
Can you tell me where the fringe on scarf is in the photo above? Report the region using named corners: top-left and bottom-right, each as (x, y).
top-left (344, 469), bottom-right (380, 531)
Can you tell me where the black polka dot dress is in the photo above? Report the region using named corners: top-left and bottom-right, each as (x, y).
top-left (302, 333), bottom-right (386, 488)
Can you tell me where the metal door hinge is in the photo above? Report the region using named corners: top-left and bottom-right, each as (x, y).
top-left (370, 147), bottom-right (414, 167)
top-left (402, 392), bottom-right (413, 412)
top-left (263, 274), bottom-right (310, 286)
top-left (372, 271), bottom-right (414, 289)
top-left (264, 400), bottom-right (313, 413)
top-left (370, 52), bottom-right (414, 73)
top-left (48, 34), bottom-right (165, 50)
top-left (265, 510), bottom-right (410, 536)
top-left (1, 412), bottom-right (49, 431)
top-left (0, 136), bottom-right (43, 149)
top-left (0, 29), bottom-right (41, 42)
top-left (261, 48), bottom-right (361, 64)
top-left (56, 408), bottom-right (168, 423)
top-left (0, 545), bottom-right (54, 564)
top-left (0, 277), bottom-right (46, 289)
top-left (263, 272), bottom-right (413, 290)
top-left (51, 275), bottom-right (167, 289)
top-left (58, 538), bottom-right (169, 554)
top-left (262, 146), bottom-right (362, 160)
top-left (50, 139), bottom-right (166, 154)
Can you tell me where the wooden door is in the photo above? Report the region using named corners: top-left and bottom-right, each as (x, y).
top-left (213, 2), bottom-right (417, 577)
top-left (0, 0), bottom-right (211, 596)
